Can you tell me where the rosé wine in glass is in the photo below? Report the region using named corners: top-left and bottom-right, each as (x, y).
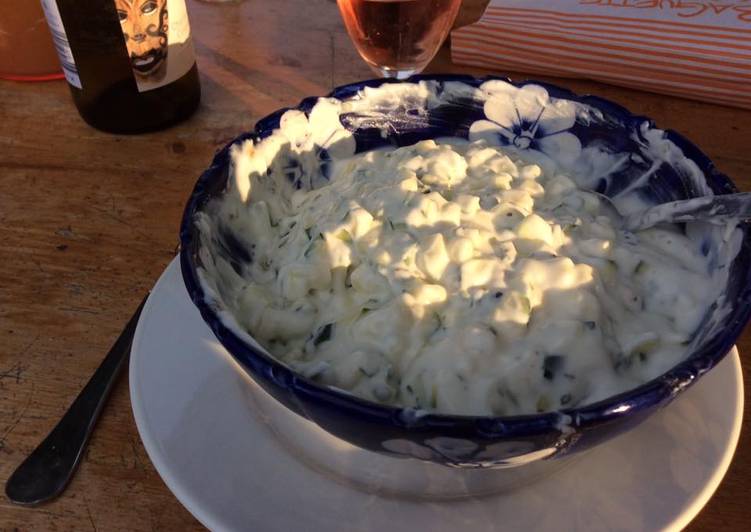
top-left (337, 0), bottom-right (461, 79)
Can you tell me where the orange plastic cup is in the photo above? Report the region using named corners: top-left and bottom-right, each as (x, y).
top-left (0, 1), bottom-right (64, 81)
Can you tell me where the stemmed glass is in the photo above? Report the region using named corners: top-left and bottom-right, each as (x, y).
top-left (336, 0), bottom-right (462, 79)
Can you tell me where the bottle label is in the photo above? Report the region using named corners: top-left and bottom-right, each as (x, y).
top-left (40, 0), bottom-right (82, 88)
top-left (114, 0), bottom-right (196, 92)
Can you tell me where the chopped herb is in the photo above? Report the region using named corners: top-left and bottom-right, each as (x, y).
top-left (543, 355), bottom-right (565, 381)
top-left (385, 366), bottom-right (398, 385)
top-left (614, 354), bottom-right (632, 372)
top-left (335, 229), bottom-right (352, 242)
top-left (358, 366), bottom-right (376, 378)
top-left (345, 265), bottom-right (354, 288)
top-left (536, 396), bottom-right (551, 412)
top-left (507, 389), bottom-right (519, 406)
top-left (497, 386), bottom-right (519, 406)
top-left (638, 351), bottom-right (648, 362)
top-left (305, 228), bottom-right (313, 240)
top-left (560, 393), bottom-right (572, 405)
top-left (405, 384), bottom-right (414, 395)
top-left (563, 373), bottom-right (576, 380)
top-left (634, 260), bottom-right (646, 274)
top-left (303, 238), bottom-right (318, 258)
top-left (494, 291), bottom-right (504, 299)
top-left (313, 323), bottom-right (334, 347)
top-left (584, 320), bottom-right (596, 330)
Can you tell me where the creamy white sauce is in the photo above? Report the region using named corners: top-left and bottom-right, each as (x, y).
top-left (192, 82), bottom-right (743, 417)
top-left (197, 132), bottom-right (725, 416)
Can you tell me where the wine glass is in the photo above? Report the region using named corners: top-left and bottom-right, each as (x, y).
top-left (336, 0), bottom-right (462, 80)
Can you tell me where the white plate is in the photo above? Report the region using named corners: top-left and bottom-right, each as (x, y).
top-left (130, 258), bottom-right (743, 532)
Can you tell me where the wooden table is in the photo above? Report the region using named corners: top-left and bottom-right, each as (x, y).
top-left (1, 1), bottom-right (748, 530)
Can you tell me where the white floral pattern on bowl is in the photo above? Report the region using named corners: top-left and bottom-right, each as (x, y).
top-left (469, 81), bottom-right (582, 167)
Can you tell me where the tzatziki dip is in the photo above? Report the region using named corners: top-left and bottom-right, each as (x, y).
top-left (197, 123), bottom-right (723, 417)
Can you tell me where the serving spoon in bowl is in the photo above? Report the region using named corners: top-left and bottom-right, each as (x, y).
top-left (593, 191), bottom-right (751, 232)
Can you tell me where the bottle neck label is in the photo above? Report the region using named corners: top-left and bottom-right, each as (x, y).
top-left (40, 0), bottom-right (82, 88)
top-left (113, 0), bottom-right (196, 92)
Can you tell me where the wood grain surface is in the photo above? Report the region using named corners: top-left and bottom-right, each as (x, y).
top-left (1, 0), bottom-right (748, 530)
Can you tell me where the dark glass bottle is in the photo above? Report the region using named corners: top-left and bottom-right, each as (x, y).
top-left (41, 0), bottom-right (201, 134)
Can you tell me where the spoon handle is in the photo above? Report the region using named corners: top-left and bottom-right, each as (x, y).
top-left (4, 294), bottom-right (149, 506)
top-left (624, 192), bottom-right (751, 231)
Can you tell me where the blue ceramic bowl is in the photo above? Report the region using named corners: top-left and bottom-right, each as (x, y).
top-left (180, 75), bottom-right (751, 468)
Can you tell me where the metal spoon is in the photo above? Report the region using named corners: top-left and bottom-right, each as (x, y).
top-left (594, 191), bottom-right (751, 232)
top-left (5, 294), bottom-right (148, 506)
